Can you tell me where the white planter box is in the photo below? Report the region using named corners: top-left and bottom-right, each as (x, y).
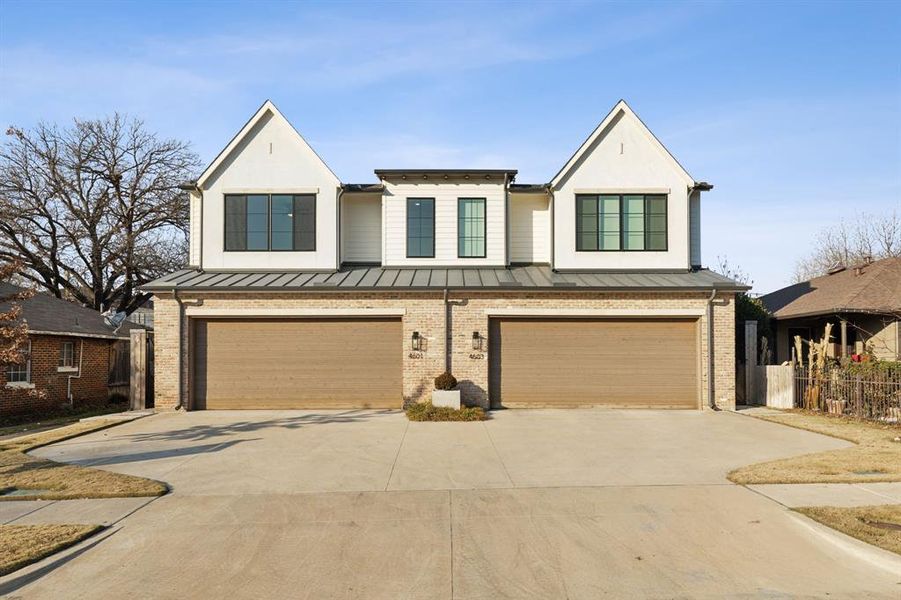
top-left (432, 390), bottom-right (461, 409)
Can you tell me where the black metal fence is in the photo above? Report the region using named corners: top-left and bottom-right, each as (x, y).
top-left (794, 365), bottom-right (901, 422)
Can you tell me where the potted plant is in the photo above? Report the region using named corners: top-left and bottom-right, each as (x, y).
top-left (431, 371), bottom-right (460, 409)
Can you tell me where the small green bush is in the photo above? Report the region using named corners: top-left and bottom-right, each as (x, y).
top-left (434, 372), bottom-right (457, 390)
top-left (406, 402), bottom-right (487, 422)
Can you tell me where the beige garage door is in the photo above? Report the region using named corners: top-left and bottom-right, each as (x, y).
top-left (489, 318), bottom-right (699, 408)
top-left (193, 318), bottom-right (402, 409)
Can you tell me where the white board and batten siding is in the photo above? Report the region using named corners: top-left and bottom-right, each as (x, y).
top-left (552, 106), bottom-right (695, 271)
top-left (509, 193), bottom-right (550, 264)
top-left (341, 194), bottom-right (382, 263)
top-left (382, 179), bottom-right (506, 267)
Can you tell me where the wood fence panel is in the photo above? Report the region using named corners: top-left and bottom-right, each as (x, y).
top-left (755, 365), bottom-right (794, 408)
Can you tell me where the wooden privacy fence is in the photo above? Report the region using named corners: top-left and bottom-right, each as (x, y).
top-left (795, 365), bottom-right (901, 422)
top-left (755, 365), bottom-right (794, 408)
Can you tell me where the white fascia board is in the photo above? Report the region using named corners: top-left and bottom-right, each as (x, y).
top-left (184, 307), bottom-right (406, 317)
top-left (196, 100), bottom-right (341, 188)
top-left (550, 100), bottom-right (695, 189)
top-left (573, 188), bottom-right (671, 195)
top-left (483, 308), bottom-right (705, 318)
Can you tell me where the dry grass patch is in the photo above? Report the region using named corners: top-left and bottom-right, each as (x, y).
top-left (0, 420), bottom-right (167, 501)
top-left (796, 504), bottom-right (901, 556)
top-left (729, 410), bottom-right (901, 484)
top-left (0, 524), bottom-right (104, 576)
top-left (406, 402), bottom-right (487, 422)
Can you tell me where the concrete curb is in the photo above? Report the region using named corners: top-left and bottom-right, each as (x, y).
top-left (787, 510), bottom-right (901, 575)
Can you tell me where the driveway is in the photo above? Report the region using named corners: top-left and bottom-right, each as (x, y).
top-left (3, 409), bottom-right (900, 598)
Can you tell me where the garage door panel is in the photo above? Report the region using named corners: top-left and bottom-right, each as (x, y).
top-left (194, 318), bottom-right (402, 409)
top-left (490, 318), bottom-right (698, 408)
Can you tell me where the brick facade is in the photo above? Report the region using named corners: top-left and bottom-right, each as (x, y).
top-left (154, 291), bottom-right (736, 412)
top-left (0, 334), bottom-right (116, 416)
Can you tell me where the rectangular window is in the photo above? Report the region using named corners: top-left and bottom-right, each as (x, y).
top-left (59, 341), bottom-right (75, 368)
top-left (224, 194), bottom-right (316, 251)
top-left (406, 198), bottom-right (435, 258)
top-left (6, 341), bottom-right (31, 383)
top-left (458, 198), bottom-right (486, 258)
top-left (576, 194), bottom-right (667, 252)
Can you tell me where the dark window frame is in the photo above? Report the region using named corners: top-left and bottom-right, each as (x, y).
top-left (575, 193), bottom-right (668, 252)
top-left (59, 340), bottom-right (75, 368)
top-left (223, 193), bottom-right (317, 252)
top-left (457, 197), bottom-right (487, 259)
top-left (406, 197), bottom-right (436, 258)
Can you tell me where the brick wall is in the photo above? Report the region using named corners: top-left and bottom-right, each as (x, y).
top-left (0, 334), bottom-right (115, 417)
top-left (154, 290), bottom-right (736, 411)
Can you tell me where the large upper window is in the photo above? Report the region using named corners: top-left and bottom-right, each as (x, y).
top-left (576, 194), bottom-right (667, 252)
top-left (406, 198), bottom-right (435, 258)
top-left (224, 194), bottom-right (316, 251)
top-left (458, 198), bottom-right (486, 258)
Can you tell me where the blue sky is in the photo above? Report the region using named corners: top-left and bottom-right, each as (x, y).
top-left (1, 0), bottom-right (899, 292)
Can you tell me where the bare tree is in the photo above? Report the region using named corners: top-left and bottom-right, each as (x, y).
top-left (793, 211), bottom-right (901, 282)
top-left (0, 260), bottom-right (32, 367)
top-left (0, 115), bottom-right (200, 314)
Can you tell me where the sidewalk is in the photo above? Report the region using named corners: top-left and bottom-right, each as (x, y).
top-left (749, 482), bottom-right (901, 507)
top-left (0, 497), bottom-right (156, 526)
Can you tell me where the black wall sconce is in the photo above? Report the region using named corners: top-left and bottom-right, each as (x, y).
top-left (412, 331), bottom-right (422, 351)
top-left (472, 331), bottom-right (482, 351)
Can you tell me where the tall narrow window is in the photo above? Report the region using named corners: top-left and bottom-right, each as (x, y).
top-left (59, 341), bottom-right (75, 368)
top-left (406, 198), bottom-right (435, 258)
top-left (224, 194), bottom-right (316, 251)
top-left (458, 198), bottom-right (486, 258)
top-left (576, 194), bottom-right (667, 251)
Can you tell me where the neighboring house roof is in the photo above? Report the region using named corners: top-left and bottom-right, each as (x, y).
top-left (142, 266), bottom-right (748, 292)
top-left (192, 99), bottom-right (341, 189)
top-left (761, 257), bottom-right (901, 319)
top-left (0, 282), bottom-right (143, 340)
top-left (549, 99), bottom-right (708, 191)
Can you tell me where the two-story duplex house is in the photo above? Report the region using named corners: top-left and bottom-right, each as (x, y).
top-left (143, 100), bottom-right (747, 412)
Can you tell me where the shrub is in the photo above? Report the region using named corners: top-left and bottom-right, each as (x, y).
top-left (405, 402), bottom-right (487, 422)
top-left (434, 372), bottom-right (457, 390)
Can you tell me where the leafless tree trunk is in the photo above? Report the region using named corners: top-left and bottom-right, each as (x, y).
top-left (0, 115), bottom-right (200, 314)
top-left (793, 211), bottom-right (901, 282)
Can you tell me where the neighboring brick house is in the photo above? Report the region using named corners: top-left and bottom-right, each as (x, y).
top-left (0, 282), bottom-right (143, 416)
top-left (762, 257), bottom-right (901, 363)
top-left (143, 100), bottom-right (747, 412)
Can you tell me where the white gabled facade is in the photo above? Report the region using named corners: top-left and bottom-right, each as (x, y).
top-left (187, 99), bottom-right (709, 273)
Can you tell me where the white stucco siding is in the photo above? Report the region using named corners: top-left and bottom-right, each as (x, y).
top-left (341, 193), bottom-right (382, 263)
top-left (199, 110), bottom-right (340, 271)
top-left (382, 179), bottom-right (506, 267)
top-left (509, 193), bottom-right (550, 264)
top-left (553, 111), bottom-right (692, 270)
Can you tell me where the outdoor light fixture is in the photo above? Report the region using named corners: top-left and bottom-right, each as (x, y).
top-left (472, 331), bottom-right (481, 351)
top-left (412, 331), bottom-right (422, 351)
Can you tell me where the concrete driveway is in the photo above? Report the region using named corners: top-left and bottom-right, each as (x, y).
top-left (4, 409), bottom-right (900, 598)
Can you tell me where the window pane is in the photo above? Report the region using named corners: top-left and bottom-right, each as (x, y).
top-left (576, 195), bottom-right (599, 251)
top-left (458, 198), bottom-right (486, 257)
top-left (270, 195), bottom-right (294, 250)
top-left (246, 195), bottom-right (269, 250)
top-left (623, 195), bottom-right (645, 250)
top-left (599, 195), bottom-right (620, 250)
top-left (648, 214), bottom-right (667, 232)
top-left (647, 232), bottom-right (667, 250)
top-left (579, 232), bottom-right (598, 251)
top-left (408, 198), bottom-right (435, 257)
top-left (293, 195), bottom-right (315, 251)
top-left (224, 195), bottom-right (247, 251)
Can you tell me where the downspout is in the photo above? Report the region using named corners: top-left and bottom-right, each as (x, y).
top-left (174, 289), bottom-right (185, 410)
top-left (443, 287), bottom-right (451, 373)
top-left (66, 339), bottom-right (85, 405)
top-left (503, 173), bottom-right (510, 266)
top-left (548, 185), bottom-right (555, 269)
top-left (707, 289), bottom-right (717, 410)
